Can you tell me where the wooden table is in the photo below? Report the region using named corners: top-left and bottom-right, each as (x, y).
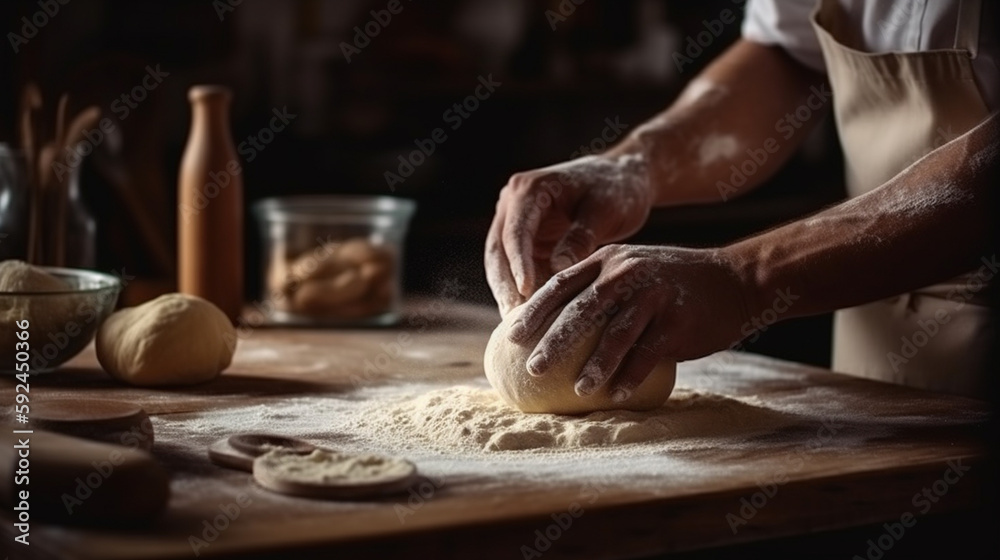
top-left (1, 301), bottom-right (990, 559)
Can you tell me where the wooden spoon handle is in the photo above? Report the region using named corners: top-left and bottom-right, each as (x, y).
top-left (62, 106), bottom-right (101, 153)
top-left (55, 92), bottom-right (70, 148)
top-left (19, 82), bottom-right (43, 263)
top-left (52, 106), bottom-right (100, 266)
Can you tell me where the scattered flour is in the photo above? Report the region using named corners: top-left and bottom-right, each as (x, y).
top-left (347, 386), bottom-right (791, 453)
top-left (838, 180), bottom-right (973, 219)
top-left (539, 154), bottom-right (651, 217)
top-left (152, 354), bottom-right (989, 502)
top-left (698, 134), bottom-right (739, 166)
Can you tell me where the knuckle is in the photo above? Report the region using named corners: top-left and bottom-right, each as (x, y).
top-left (508, 172), bottom-right (540, 193)
top-left (548, 270), bottom-right (573, 290)
top-left (594, 245), bottom-right (615, 259)
top-left (498, 183), bottom-right (516, 201)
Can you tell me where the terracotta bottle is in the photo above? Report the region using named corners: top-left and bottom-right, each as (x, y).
top-left (178, 85), bottom-right (243, 323)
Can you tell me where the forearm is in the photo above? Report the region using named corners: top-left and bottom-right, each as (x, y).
top-left (607, 39), bottom-right (827, 206)
top-left (727, 112), bottom-right (999, 319)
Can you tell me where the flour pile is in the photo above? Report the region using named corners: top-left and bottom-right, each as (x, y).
top-left (348, 386), bottom-right (792, 453)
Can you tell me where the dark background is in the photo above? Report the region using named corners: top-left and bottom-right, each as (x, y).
top-left (0, 0), bottom-right (845, 367)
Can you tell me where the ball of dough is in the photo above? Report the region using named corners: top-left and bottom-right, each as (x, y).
top-left (484, 305), bottom-right (676, 414)
top-left (0, 261), bottom-right (77, 361)
top-left (96, 293), bottom-right (236, 386)
top-left (0, 260), bottom-right (69, 292)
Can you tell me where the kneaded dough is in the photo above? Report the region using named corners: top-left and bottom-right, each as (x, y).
top-left (0, 259), bottom-right (70, 292)
top-left (0, 261), bottom-right (76, 360)
top-left (484, 305), bottom-right (676, 415)
top-left (96, 293), bottom-right (236, 386)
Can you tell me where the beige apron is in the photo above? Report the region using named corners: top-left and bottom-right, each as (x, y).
top-left (811, 0), bottom-right (996, 396)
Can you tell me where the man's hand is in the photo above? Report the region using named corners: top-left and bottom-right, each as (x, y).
top-left (485, 155), bottom-right (653, 315)
top-left (506, 244), bottom-right (758, 401)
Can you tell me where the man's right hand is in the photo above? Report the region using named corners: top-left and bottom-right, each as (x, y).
top-left (484, 154), bottom-right (654, 315)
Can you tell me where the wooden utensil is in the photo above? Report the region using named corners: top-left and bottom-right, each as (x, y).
top-left (229, 433), bottom-right (317, 456)
top-left (208, 438), bottom-right (258, 471)
top-left (208, 433), bottom-right (318, 472)
top-left (0, 429), bottom-right (169, 525)
top-left (18, 83), bottom-right (42, 182)
top-left (28, 398), bottom-right (154, 451)
top-left (52, 105), bottom-right (100, 265)
top-left (36, 140), bottom-right (58, 193)
top-left (19, 82), bottom-right (43, 263)
top-left (62, 105), bottom-right (101, 151)
top-left (55, 92), bottom-right (70, 147)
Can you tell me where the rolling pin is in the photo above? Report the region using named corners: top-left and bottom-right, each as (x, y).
top-left (0, 429), bottom-right (170, 526)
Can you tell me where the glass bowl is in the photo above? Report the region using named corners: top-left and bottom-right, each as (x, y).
top-left (253, 196), bottom-right (416, 326)
top-left (0, 267), bottom-right (122, 373)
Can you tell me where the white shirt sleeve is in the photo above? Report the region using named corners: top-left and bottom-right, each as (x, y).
top-left (741, 0), bottom-right (827, 73)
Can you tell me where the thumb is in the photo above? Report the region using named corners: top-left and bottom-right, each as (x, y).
top-left (550, 216), bottom-right (600, 272)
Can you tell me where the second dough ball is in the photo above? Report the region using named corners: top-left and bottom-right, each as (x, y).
top-left (484, 305), bottom-right (676, 415)
top-left (96, 293), bottom-right (236, 386)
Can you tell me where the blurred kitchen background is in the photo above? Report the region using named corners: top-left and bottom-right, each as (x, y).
top-left (0, 0), bottom-right (845, 367)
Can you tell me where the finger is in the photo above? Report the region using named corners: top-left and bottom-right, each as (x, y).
top-left (550, 199), bottom-right (603, 272)
top-left (508, 258), bottom-right (601, 345)
top-left (525, 280), bottom-right (609, 377)
top-left (574, 304), bottom-right (652, 396)
top-left (602, 322), bottom-right (669, 402)
top-left (501, 186), bottom-right (545, 296)
top-left (485, 201), bottom-right (524, 315)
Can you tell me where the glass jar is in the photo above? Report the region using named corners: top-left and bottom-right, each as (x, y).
top-left (0, 145), bottom-right (29, 260)
top-left (253, 196), bottom-right (416, 326)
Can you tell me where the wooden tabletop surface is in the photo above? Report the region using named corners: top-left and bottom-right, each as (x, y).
top-left (0, 300), bottom-right (989, 560)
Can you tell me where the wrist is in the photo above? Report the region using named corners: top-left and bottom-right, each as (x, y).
top-left (714, 242), bottom-right (767, 324)
top-left (577, 151), bottom-right (655, 213)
